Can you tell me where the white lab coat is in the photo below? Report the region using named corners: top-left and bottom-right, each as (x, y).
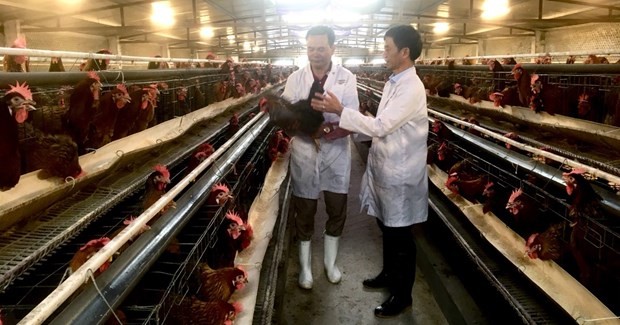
top-left (339, 66), bottom-right (428, 227)
top-left (281, 63), bottom-right (360, 199)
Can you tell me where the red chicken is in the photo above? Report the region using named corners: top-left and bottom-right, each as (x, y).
top-left (66, 71), bottom-right (102, 154)
top-left (261, 80), bottom-right (325, 139)
top-left (0, 81), bottom-right (36, 190)
top-left (195, 263), bottom-right (248, 302)
top-left (482, 181), bottom-right (512, 221)
top-left (21, 130), bottom-right (84, 180)
top-left (143, 164), bottom-right (174, 226)
top-left (505, 188), bottom-right (550, 237)
top-left (69, 237), bottom-right (112, 277)
top-left (525, 222), bottom-right (566, 260)
top-left (187, 142), bottom-right (215, 174)
top-left (267, 130), bottom-right (290, 162)
top-left (227, 113), bottom-right (240, 139)
top-left (83, 49), bottom-right (112, 71)
top-left (562, 169), bottom-right (602, 222)
top-left (511, 64), bottom-right (532, 108)
top-left (207, 210), bottom-right (252, 269)
top-left (528, 73), bottom-right (571, 115)
top-left (445, 159), bottom-right (488, 203)
top-left (86, 84), bottom-right (131, 149)
top-left (3, 37), bottom-right (29, 72)
top-left (207, 183), bottom-right (234, 206)
top-left (165, 295), bottom-right (241, 325)
top-left (129, 84), bottom-right (159, 135)
top-left (112, 86), bottom-right (153, 141)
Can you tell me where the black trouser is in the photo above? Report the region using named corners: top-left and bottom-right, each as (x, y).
top-left (292, 192), bottom-right (348, 241)
top-left (377, 218), bottom-right (416, 299)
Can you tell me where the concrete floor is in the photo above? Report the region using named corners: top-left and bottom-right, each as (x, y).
top-left (279, 142), bottom-right (448, 325)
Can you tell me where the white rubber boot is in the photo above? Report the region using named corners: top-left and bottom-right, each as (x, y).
top-left (298, 241), bottom-right (313, 289)
top-left (324, 235), bottom-right (342, 284)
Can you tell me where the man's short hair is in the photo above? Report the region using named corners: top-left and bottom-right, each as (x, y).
top-left (385, 25), bottom-right (423, 61)
top-left (306, 25), bottom-right (336, 46)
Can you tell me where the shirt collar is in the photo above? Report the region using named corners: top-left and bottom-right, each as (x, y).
top-left (388, 66), bottom-right (413, 84)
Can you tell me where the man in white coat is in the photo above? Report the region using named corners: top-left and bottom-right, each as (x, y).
top-left (314, 25), bottom-right (428, 317)
top-left (281, 25), bottom-right (359, 290)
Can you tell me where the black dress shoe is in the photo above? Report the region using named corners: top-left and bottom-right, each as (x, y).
top-left (362, 272), bottom-right (390, 289)
top-left (374, 295), bottom-right (412, 318)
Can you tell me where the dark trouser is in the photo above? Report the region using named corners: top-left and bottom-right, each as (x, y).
top-left (292, 192), bottom-right (347, 241)
top-left (377, 218), bottom-right (416, 299)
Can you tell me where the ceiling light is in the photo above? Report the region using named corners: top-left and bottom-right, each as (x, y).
top-left (433, 22), bottom-right (450, 34)
top-left (227, 35), bottom-right (235, 44)
top-left (200, 27), bottom-right (214, 38)
top-left (243, 41), bottom-right (251, 51)
top-left (481, 0), bottom-right (510, 20)
top-left (151, 2), bottom-right (175, 27)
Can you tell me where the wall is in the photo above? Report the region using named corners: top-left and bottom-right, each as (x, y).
top-left (545, 23), bottom-right (620, 62)
top-left (451, 44), bottom-right (477, 58)
top-left (484, 37), bottom-right (533, 57)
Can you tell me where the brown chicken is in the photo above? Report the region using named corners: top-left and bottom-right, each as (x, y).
top-left (227, 113), bottom-right (240, 139)
top-left (112, 86), bottom-right (152, 140)
top-left (482, 181), bottom-right (512, 222)
top-left (165, 295), bottom-right (241, 325)
top-left (0, 81), bottom-right (36, 190)
top-left (267, 130), bottom-right (290, 162)
top-left (129, 84), bottom-right (159, 135)
top-left (562, 169), bottom-right (603, 222)
top-left (69, 237), bottom-right (112, 277)
top-left (511, 64), bottom-right (532, 108)
top-left (445, 159), bottom-right (488, 203)
top-left (143, 164), bottom-right (174, 226)
top-left (195, 263), bottom-right (248, 302)
top-left (66, 71), bottom-right (102, 154)
top-left (261, 80), bottom-right (325, 139)
top-left (207, 210), bottom-right (252, 269)
top-left (86, 84), bottom-right (131, 149)
top-left (187, 142), bottom-right (215, 174)
top-left (505, 188), bottom-right (550, 237)
top-left (525, 222), bottom-right (567, 260)
top-left (3, 37), bottom-right (29, 72)
top-left (83, 49), bottom-right (112, 71)
top-left (207, 183), bottom-right (234, 207)
top-left (21, 129), bottom-right (84, 180)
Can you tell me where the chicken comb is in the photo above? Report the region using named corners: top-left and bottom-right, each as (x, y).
top-left (116, 83), bottom-right (128, 96)
top-left (454, 83), bottom-right (461, 89)
top-left (226, 210), bottom-right (243, 226)
top-left (484, 181), bottom-right (494, 190)
top-left (232, 301), bottom-right (243, 314)
top-left (198, 142), bottom-right (214, 154)
top-left (153, 164), bottom-right (170, 180)
top-left (7, 81), bottom-right (33, 101)
top-left (578, 93), bottom-right (589, 103)
top-left (12, 36), bottom-right (27, 49)
top-left (80, 237), bottom-right (110, 251)
top-left (87, 71), bottom-right (101, 82)
top-left (438, 142), bottom-right (447, 151)
top-left (530, 74), bottom-right (540, 85)
top-left (525, 233), bottom-right (538, 247)
top-left (508, 188), bottom-right (523, 203)
top-left (489, 92), bottom-right (503, 101)
top-left (212, 182), bottom-right (230, 194)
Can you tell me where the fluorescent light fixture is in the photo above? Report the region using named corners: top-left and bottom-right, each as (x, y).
top-left (253, 45), bottom-right (261, 52)
top-left (433, 22), bottom-right (450, 34)
top-left (345, 58), bottom-right (364, 65)
top-left (273, 59), bottom-right (294, 66)
top-left (481, 0), bottom-right (510, 20)
top-left (243, 41), bottom-right (251, 51)
top-left (200, 27), bottom-right (214, 38)
top-left (227, 35), bottom-right (235, 44)
top-left (151, 2), bottom-right (175, 27)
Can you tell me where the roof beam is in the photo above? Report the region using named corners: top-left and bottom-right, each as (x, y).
top-left (546, 0), bottom-right (620, 11)
top-left (21, 0), bottom-right (155, 25)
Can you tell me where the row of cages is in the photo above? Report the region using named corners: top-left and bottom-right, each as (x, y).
top-left (0, 65), bottom-right (295, 188)
top-left (0, 111), bottom-right (278, 324)
top-left (352, 79), bottom-right (620, 314)
top-left (349, 64), bottom-right (620, 127)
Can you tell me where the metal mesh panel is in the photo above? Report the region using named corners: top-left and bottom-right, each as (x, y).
top-left (452, 44), bottom-right (478, 58)
top-left (485, 38), bottom-right (532, 57)
top-left (546, 23), bottom-right (620, 58)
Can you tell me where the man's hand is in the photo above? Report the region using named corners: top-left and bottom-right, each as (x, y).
top-left (311, 90), bottom-right (344, 116)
